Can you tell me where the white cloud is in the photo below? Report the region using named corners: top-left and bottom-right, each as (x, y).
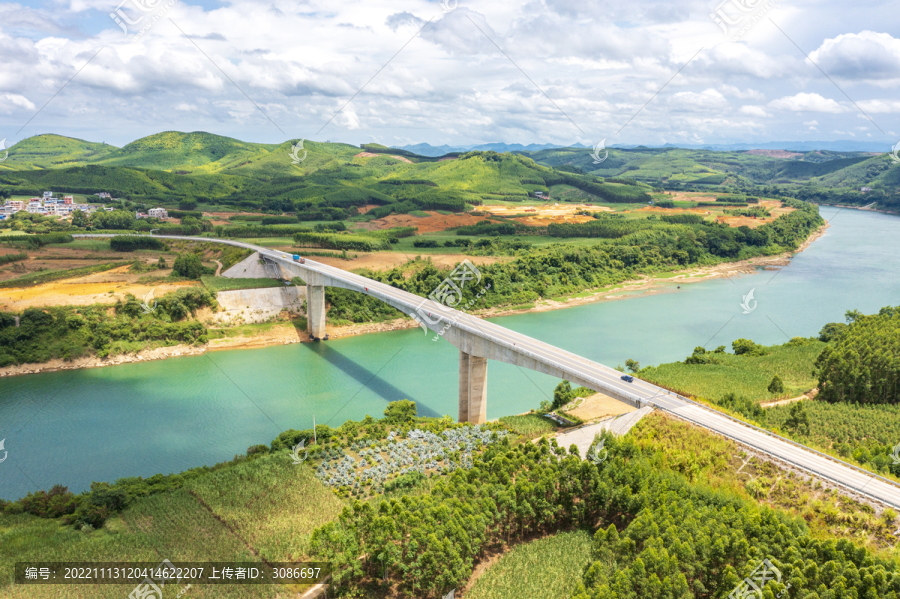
top-left (809, 31), bottom-right (900, 83)
top-left (739, 105), bottom-right (771, 117)
top-left (719, 85), bottom-right (765, 101)
top-left (857, 99), bottom-right (900, 113)
top-left (668, 89), bottom-right (729, 110)
top-left (0, 93), bottom-right (35, 113)
top-left (768, 93), bottom-right (847, 113)
top-left (0, 0), bottom-right (894, 147)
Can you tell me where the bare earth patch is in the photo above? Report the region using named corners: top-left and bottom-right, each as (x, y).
top-left (0, 265), bottom-right (199, 310)
top-left (484, 203), bottom-right (612, 226)
top-left (363, 210), bottom-right (492, 233)
top-left (565, 392), bottom-right (637, 421)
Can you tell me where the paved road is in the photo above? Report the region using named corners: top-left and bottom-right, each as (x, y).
top-left (75, 234), bottom-right (900, 509)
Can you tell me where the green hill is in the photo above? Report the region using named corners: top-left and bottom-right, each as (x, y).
top-left (95, 131), bottom-right (271, 172)
top-left (1, 130), bottom-right (896, 211)
top-left (0, 134), bottom-right (117, 169)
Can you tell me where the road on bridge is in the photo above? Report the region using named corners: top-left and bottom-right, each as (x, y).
top-left (75, 234), bottom-right (900, 510)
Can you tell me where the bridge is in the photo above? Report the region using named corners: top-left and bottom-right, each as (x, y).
top-left (74, 234), bottom-right (900, 510)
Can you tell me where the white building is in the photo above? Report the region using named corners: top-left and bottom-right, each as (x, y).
top-left (148, 207), bottom-right (168, 219)
top-left (42, 191), bottom-right (53, 198)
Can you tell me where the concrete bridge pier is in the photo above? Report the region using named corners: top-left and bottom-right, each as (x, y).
top-left (307, 284), bottom-right (326, 338)
top-left (459, 351), bottom-right (488, 424)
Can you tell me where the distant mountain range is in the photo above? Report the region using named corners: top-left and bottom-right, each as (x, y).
top-left (395, 140), bottom-right (892, 155)
top-left (394, 142), bottom-right (589, 156)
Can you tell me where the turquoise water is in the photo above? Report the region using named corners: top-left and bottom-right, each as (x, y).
top-left (2, 206), bottom-right (899, 500)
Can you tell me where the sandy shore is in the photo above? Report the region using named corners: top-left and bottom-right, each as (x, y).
top-left (0, 224), bottom-right (828, 378)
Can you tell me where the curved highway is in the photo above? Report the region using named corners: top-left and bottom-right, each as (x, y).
top-left (74, 234), bottom-right (900, 510)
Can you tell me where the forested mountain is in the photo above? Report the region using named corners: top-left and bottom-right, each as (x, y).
top-left (1, 132), bottom-right (897, 211)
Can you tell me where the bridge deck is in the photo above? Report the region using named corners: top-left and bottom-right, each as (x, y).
top-left (74, 234), bottom-right (900, 509)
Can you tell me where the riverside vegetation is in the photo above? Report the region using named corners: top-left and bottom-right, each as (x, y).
top-left (5, 402), bottom-right (900, 599)
top-left (0, 198), bottom-right (824, 361)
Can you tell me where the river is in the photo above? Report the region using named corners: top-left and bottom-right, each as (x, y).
top-left (1, 206), bottom-right (898, 500)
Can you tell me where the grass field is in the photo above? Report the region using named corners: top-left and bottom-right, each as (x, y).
top-left (497, 414), bottom-right (555, 437)
top-left (0, 261), bottom-right (128, 289)
top-left (201, 275), bottom-right (285, 293)
top-left (640, 339), bottom-right (825, 403)
top-left (185, 452), bottom-right (345, 562)
top-left (466, 530), bottom-right (593, 599)
top-left (0, 452), bottom-right (343, 598)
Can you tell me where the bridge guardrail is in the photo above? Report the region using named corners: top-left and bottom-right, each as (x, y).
top-left (650, 390), bottom-right (900, 503)
top-left (73, 234), bottom-right (900, 505)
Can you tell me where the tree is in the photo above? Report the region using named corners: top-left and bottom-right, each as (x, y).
top-left (845, 309), bottom-right (863, 323)
top-left (785, 401), bottom-right (810, 435)
top-left (179, 198), bottom-right (198, 211)
top-left (71, 210), bottom-right (86, 227)
top-left (767, 375), bottom-right (785, 394)
top-left (732, 338), bottom-right (765, 356)
top-left (552, 380), bottom-right (573, 410)
top-left (625, 359), bottom-right (641, 373)
top-left (172, 253), bottom-right (203, 279)
top-left (818, 321), bottom-right (848, 342)
top-left (157, 256), bottom-right (167, 269)
top-left (91, 209), bottom-right (135, 230)
top-left (383, 399), bottom-right (417, 423)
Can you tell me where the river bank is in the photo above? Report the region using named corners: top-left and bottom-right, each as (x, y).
top-left (0, 224), bottom-right (828, 378)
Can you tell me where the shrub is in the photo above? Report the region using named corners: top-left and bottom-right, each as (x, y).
top-left (383, 400), bottom-right (417, 423)
top-left (172, 253), bottom-right (203, 279)
top-left (110, 235), bottom-right (165, 251)
top-left (732, 338), bottom-right (766, 356)
top-left (0, 252), bottom-right (27, 265)
top-left (768, 374), bottom-right (785, 394)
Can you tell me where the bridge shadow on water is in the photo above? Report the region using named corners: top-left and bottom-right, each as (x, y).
top-left (301, 342), bottom-right (441, 419)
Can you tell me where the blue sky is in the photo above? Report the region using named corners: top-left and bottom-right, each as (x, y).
top-left (0, 0), bottom-right (898, 148)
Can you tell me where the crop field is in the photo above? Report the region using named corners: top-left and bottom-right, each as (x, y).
top-left (186, 452), bottom-right (345, 562)
top-left (0, 456), bottom-right (343, 598)
top-left (497, 414), bottom-right (555, 437)
top-left (0, 489), bottom-right (278, 599)
top-left (466, 530), bottom-right (593, 599)
top-left (640, 339), bottom-right (825, 403)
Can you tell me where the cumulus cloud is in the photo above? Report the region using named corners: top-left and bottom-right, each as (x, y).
top-left (809, 31), bottom-right (900, 82)
top-left (857, 99), bottom-right (900, 113)
top-left (768, 93), bottom-right (847, 113)
top-left (0, 92), bottom-right (36, 113)
top-left (740, 105), bottom-right (770, 117)
top-left (0, 0), bottom-right (895, 146)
